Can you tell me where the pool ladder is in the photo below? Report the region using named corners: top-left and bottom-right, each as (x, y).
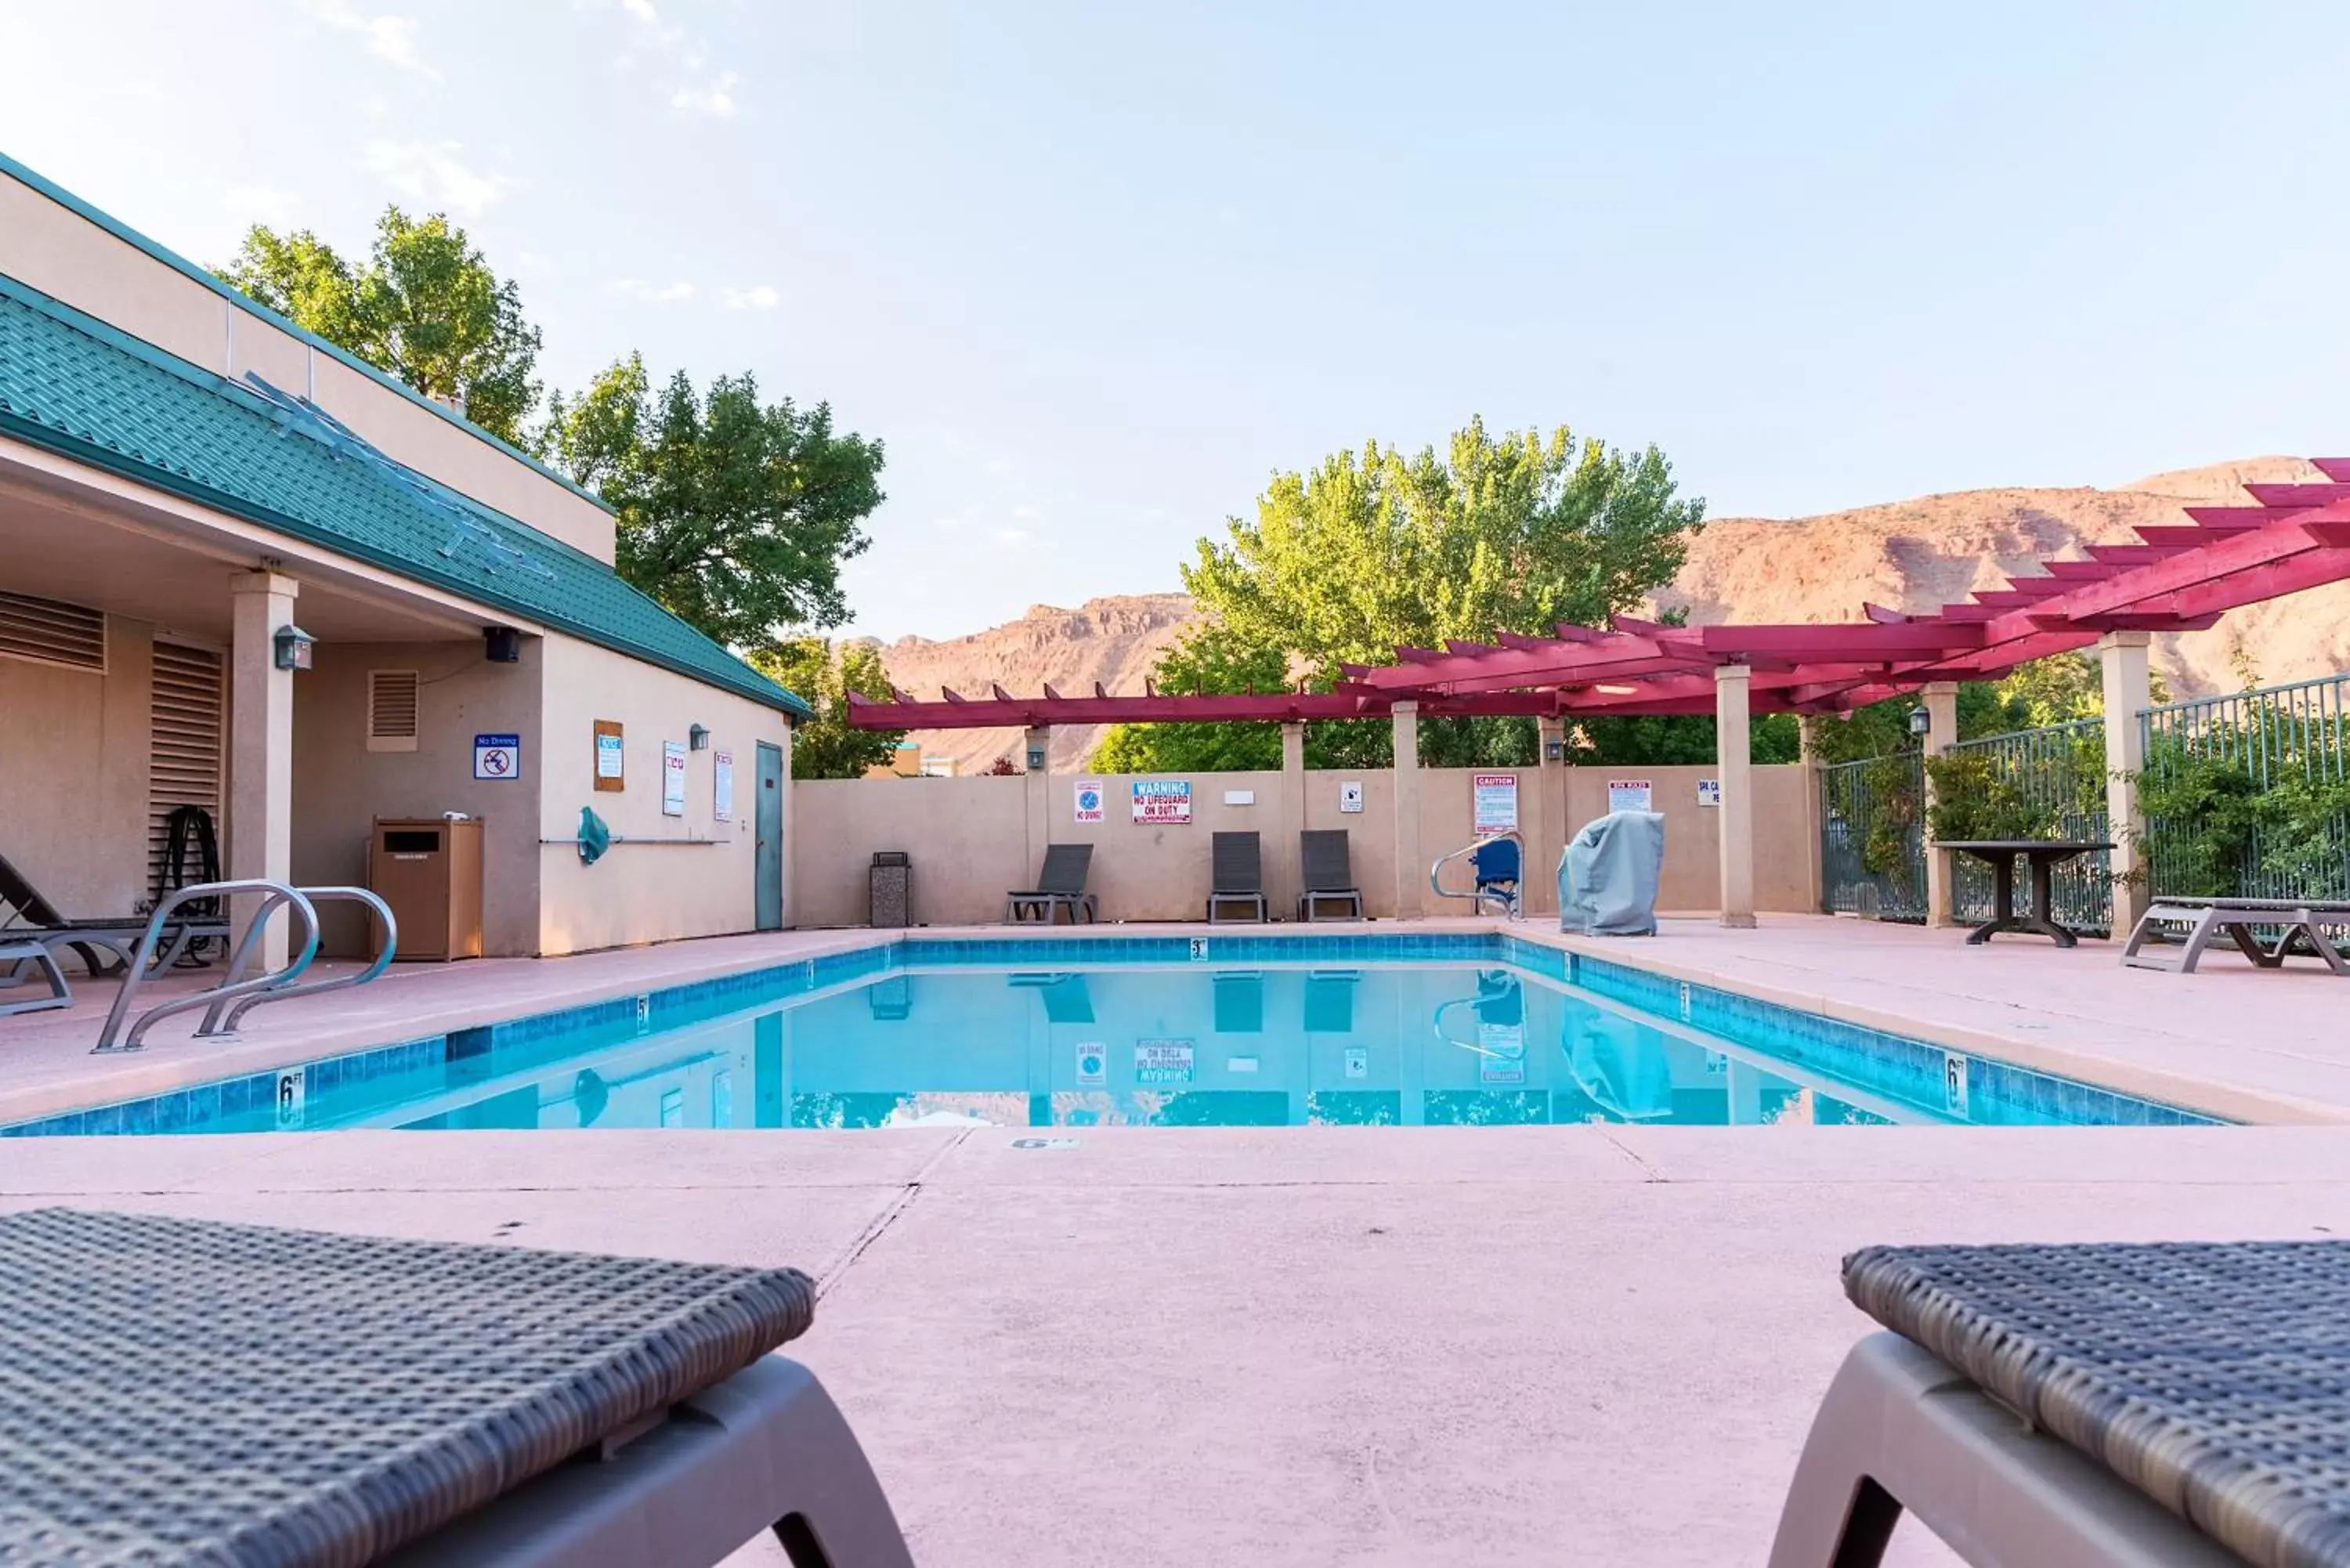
top-left (1429, 831), bottom-right (1526, 919)
top-left (92, 880), bottom-right (398, 1053)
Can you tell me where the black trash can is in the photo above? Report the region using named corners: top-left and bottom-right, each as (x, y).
top-left (870, 851), bottom-right (911, 928)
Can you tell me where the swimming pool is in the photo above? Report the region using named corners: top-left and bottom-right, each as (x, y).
top-left (2, 934), bottom-right (2222, 1134)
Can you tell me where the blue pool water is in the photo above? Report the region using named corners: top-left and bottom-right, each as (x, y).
top-left (4, 936), bottom-right (2222, 1134)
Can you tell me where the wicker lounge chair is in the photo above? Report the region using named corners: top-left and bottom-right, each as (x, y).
top-left (0, 1207), bottom-right (910, 1567)
top-left (1770, 1240), bottom-right (2350, 1568)
top-left (2122, 895), bottom-right (2350, 975)
top-left (1206, 831), bottom-right (1269, 923)
top-left (1006, 843), bottom-right (1098, 924)
top-left (1297, 830), bottom-right (1365, 922)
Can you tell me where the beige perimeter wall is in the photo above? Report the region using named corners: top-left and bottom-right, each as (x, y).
top-left (536, 634), bottom-right (794, 956)
top-left (790, 764), bottom-right (1817, 927)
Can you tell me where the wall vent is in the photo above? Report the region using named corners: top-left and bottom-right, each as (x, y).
top-left (0, 591), bottom-right (105, 671)
top-left (367, 669), bottom-right (421, 752)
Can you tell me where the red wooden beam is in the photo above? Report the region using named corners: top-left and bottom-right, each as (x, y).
top-left (1987, 518), bottom-right (2350, 637)
top-left (1352, 635), bottom-right (1671, 689)
top-left (2243, 482), bottom-right (2350, 508)
top-left (1698, 623), bottom-right (1984, 656)
top-left (2311, 459), bottom-right (2350, 482)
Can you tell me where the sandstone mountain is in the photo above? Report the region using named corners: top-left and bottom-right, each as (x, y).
top-left (876, 458), bottom-right (2349, 771)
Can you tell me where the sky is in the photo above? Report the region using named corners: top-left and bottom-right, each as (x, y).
top-left (5, 2), bottom-right (2350, 641)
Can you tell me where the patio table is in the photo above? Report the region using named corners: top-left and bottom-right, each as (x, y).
top-left (1937, 839), bottom-right (2112, 948)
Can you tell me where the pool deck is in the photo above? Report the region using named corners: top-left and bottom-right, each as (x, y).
top-left (4, 913), bottom-right (2348, 1564)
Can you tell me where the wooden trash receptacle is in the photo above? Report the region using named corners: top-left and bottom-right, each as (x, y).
top-left (367, 817), bottom-right (485, 961)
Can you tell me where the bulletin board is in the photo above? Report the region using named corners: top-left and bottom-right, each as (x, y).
top-left (593, 719), bottom-right (626, 792)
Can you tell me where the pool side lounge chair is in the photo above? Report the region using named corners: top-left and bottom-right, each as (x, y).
top-left (1206, 832), bottom-right (1269, 923)
top-left (0, 1207), bottom-right (912, 1567)
top-left (1770, 1239), bottom-right (2350, 1568)
top-left (0, 941), bottom-right (70, 1017)
top-left (2121, 894), bottom-right (2350, 976)
top-left (1006, 843), bottom-right (1099, 925)
top-left (0, 846), bottom-right (229, 979)
top-left (1297, 830), bottom-right (1365, 923)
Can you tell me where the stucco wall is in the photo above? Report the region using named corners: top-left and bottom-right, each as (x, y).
top-left (536, 634), bottom-right (794, 955)
top-left (790, 764), bottom-right (1820, 927)
top-left (0, 616), bottom-right (154, 917)
top-left (0, 166), bottom-right (616, 564)
top-left (790, 776), bottom-right (1028, 928)
top-left (291, 640), bottom-right (546, 958)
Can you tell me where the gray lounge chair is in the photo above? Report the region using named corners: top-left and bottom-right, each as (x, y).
top-left (1006, 843), bottom-right (1099, 924)
top-left (1207, 832), bottom-right (1268, 923)
top-left (1297, 830), bottom-right (1365, 922)
top-left (2122, 894), bottom-right (2350, 975)
top-left (0, 846), bottom-right (229, 979)
top-left (0, 1207), bottom-right (911, 1567)
top-left (1771, 1240), bottom-right (2348, 1567)
top-left (0, 940), bottom-right (70, 1017)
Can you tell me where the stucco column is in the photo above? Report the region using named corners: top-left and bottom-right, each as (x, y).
top-left (1797, 716), bottom-right (1827, 912)
top-left (1919, 681), bottom-right (1960, 928)
top-left (1535, 715), bottom-right (1569, 915)
top-left (1022, 725), bottom-right (1053, 881)
top-left (1279, 721), bottom-right (1305, 919)
top-left (2100, 631), bottom-right (2153, 932)
top-left (228, 571), bottom-right (300, 968)
top-left (1391, 702), bottom-right (1421, 919)
top-left (1713, 666), bottom-right (1756, 929)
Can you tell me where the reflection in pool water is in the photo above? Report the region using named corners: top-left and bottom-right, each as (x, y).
top-left (358, 965), bottom-right (1894, 1133)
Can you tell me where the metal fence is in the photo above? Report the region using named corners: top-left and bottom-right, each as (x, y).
top-left (2139, 672), bottom-right (2350, 902)
top-left (1943, 718), bottom-right (2112, 934)
top-left (1820, 753), bottom-right (1925, 921)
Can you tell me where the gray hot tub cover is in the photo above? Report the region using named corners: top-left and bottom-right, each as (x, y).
top-left (1557, 810), bottom-right (1665, 936)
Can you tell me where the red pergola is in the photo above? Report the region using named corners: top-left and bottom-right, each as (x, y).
top-left (850, 467), bottom-right (2350, 731)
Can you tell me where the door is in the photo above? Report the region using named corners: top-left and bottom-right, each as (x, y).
top-left (754, 741), bottom-right (785, 930)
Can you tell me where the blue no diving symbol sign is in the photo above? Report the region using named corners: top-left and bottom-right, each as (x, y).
top-left (473, 732), bottom-right (521, 781)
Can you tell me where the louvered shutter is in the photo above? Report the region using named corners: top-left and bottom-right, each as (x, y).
top-left (148, 642), bottom-right (223, 900)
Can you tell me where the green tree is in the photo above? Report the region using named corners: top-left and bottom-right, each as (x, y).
top-left (542, 356), bottom-right (886, 645)
top-left (1187, 416), bottom-right (1701, 670)
top-left (1090, 630), bottom-right (1289, 772)
top-left (750, 638), bottom-right (902, 779)
top-left (219, 208), bottom-right (542, 442)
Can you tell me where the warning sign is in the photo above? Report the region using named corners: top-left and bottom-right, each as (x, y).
top-left (1075, 781), bottom-right (1105, 823)
top-left (472, 733), bottom-right (520, 781)
top-left (1131, 779), bottom-right (1192, 825)
top-left (1472, 772), bottom-right (1519, 833)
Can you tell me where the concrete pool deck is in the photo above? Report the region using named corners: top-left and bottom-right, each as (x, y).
top-left (4, 912), bottom-right (2345, 1125)
top-left (3, 1125), bottom-right (2344, 1566)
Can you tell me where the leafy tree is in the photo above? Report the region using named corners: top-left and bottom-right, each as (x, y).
top-left (1572, 713), bottom-right (1802, 767)
top-left (1186, 416), bottom-right (1701, 670)
top-left (1090, 630), bottom-right (1289, 772)
top-left (542, 356), bottom-right (886, 645)
top-left (219, 208), bottom-right (542, 442)
top-left (750, 639), bottom-right (901, 779)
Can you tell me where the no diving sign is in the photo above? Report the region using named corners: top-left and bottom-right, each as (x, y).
top-left (473, 732), bottom-right (522, 781)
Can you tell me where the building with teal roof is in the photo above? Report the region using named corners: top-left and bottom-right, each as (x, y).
top-left (0, 153), bottom-right (804, 958)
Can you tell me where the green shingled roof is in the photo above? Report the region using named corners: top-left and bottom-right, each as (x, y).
top-left (0, 271), bottom-right (809, 717)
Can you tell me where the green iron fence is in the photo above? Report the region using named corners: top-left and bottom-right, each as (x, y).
top-left (1943, 718), bottom-right (2113, 934)
top-left (2139, 673), bottom-right (2350, 903)
top-left (1819, 753), bottom-right (1925, 921)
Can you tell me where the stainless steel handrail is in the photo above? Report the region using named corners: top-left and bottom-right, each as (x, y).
top-left (1429, 830), bottom-right (1526, 919)
top-left (201, 887), bottom-right (399, 1035)
top-left (94, 881), bottom-right (320, 1053)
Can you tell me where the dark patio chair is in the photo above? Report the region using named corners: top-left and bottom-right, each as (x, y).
top-left (1771, 1239), bottom-right (2350, 1568)
top-left (0, 845), bottom-right (229, 981)
top-left (1006, 843), bottom-right (1099, 924)
top-left (0, 1208), bottom-right (911, 1566)
top-left (1206, 831), bottom-right (1268, 923)
top-left (1296, 830), bottom-right (1365, 922)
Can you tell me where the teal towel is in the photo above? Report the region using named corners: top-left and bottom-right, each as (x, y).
top-left (577, 806), bottom-right (612, 865)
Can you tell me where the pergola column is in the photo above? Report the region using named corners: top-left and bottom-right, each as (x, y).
top-left (1279, 721), bottom-right (1305, 919)
top-left (1391, 702), bottom-right (1421, 919)
top-left (1022, 724), bottom-right (1052, 880)
top-left (1535, 714), bottom-right (1569, 915)
top-left (2099, 631), bottom-right (2153, 932)
top-left (1919, 681), bottom-right (1960, 928)
top-left (228, 571), bottom-right (300, 968)
top-left (1713, 665), bottom-right (1755, 929)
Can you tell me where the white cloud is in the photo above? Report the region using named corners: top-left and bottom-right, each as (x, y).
top-left (606, 278), bottom-right (696, 303)
top-left (672, 70), bottom-right (740, 117)
top-left (620, 0), bottom-right (660, 20)
top-left (721, 284), bottom-right (780, 309)
top-left (1010, 504), bottom-right (1039, 520)
top-left (992, 528), bottom-right (1039, 549)
top-left (984, 457), bottom-right (1015, 475)
top-left (302, 0), bottom-right (441, 80)
top-left (360, 139), bottom-right (516, 217)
